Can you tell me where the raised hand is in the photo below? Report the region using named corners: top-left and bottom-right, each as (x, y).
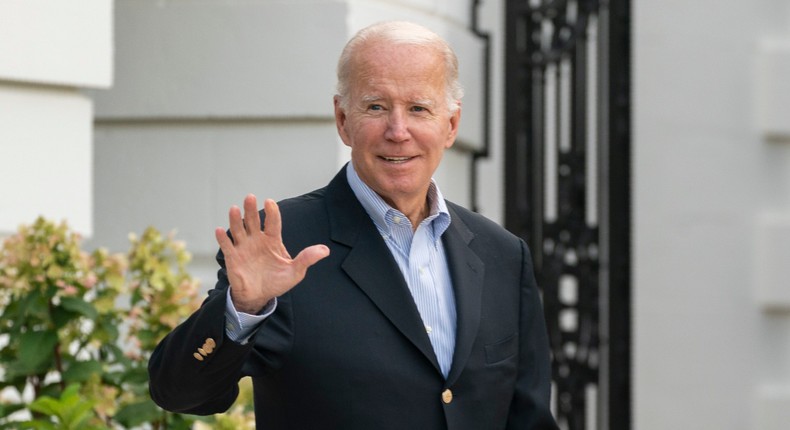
top-left (215, 194), bottom-right (330, 314)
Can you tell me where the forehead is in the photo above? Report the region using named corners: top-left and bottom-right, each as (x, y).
top-left (349, 42), bottom-right (447, 97)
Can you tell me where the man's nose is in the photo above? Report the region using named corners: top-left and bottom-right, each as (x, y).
top-left (384, 110), bottom-right (410, 142)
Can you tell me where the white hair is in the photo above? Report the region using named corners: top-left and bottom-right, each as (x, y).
top-left (335, 21), bottom-right (464, 114)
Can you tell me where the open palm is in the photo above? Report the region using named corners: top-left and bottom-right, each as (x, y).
top-left (215, 195), bottom-right (330, 314)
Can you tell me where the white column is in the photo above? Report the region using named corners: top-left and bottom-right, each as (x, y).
top-left (0, 0), bottom-right (113, 237)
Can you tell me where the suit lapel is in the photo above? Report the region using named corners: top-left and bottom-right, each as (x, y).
top-left (442, 205), bottom-right (485, 385)
top-left (323, 169), bottom-right (487, 381)
top-left (325, 169), bottom-right (442, 374)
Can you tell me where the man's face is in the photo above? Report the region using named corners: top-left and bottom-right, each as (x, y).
top-left (334, 41), bottom-right (461, 211)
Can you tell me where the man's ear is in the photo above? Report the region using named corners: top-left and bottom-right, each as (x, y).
top-left (445, 102), bottom-right (461, 149)
top-left (334, 96), bottom-right (351, 147)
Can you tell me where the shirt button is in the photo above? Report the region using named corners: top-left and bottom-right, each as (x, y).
top-left (425, 325), bottom-right (432, 334)
top-left (392, 216), bottom-right (402, 224)
top-left (442, 389), bottom-right (453, 404)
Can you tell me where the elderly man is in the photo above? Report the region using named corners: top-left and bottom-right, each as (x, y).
top-left (148, 21), bottom-right (558, 429)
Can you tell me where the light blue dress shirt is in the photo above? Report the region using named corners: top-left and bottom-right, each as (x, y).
top-left (225, 163), bottom-right (457, 377)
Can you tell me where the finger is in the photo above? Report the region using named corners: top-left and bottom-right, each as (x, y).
top-left (227, 205), bottom-right (245, 244)
top-left (243, 194), bottom-right (261, 234)
top-left (263, 199), bottom-right (283, 240)
top-left (215, 227), bottom-right (234, 256)
top-left (292, 244), bottom-right (330, 274)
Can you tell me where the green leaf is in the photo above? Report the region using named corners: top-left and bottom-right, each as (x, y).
top-left (0, 297), bottom-right (23, 325)
top-left (28, 396), bottom-right (61, 416)
top-left (13, 330), bottom-right (57, 374)
top-left (50, 306), bottom-right (79, 329)
top-left (59, 395), bottom-right (94, 428)
top-left (114, 399), bottom-right (161, 427)
top-left (60, 297), bottom-right (98, 320)
top-left (15, 291), bottom-right (49, 324)
top-left (120, 365), bottom-right (149, 385)
top-left (92, 320), bottom-right (119, 343)
top-left (62, 360), bottom-right (102, 384)
top-left (168, 414), bottom-right (200, 430)
top-left (27, 385), bottom-right (96, 429)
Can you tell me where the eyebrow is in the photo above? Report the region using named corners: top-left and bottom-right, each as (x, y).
top-left (359, 95), bottom-right (436, 107)
top-left (360, 95), bottom-right (383, 104)
top-left (411, 99), bottom-right (435, 107)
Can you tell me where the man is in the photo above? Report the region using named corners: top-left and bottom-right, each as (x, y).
top-left (149, 21), bottom-right (557, 429)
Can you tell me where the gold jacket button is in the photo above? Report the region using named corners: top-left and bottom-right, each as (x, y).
top-left (193, 352), bottom-right (204, 361)
top-left (198, 348), bottom-right (208, 357)
top-left (442, 389), bottom-right (453, 404)
top-left (205, 338), bottom-right (216, 349)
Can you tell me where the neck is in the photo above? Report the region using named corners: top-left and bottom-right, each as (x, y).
top-left (385, 194), bottom-right (430, 231)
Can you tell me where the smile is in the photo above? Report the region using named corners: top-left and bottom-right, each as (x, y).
top-left (380, 156), bottom-right (415, 164)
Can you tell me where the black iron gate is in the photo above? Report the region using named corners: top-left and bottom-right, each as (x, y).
top-left (504, 1), bottom-right (631, 429)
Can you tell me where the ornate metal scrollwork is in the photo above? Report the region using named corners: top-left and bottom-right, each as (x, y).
top-left (505, 1), bottom-right (632, 429)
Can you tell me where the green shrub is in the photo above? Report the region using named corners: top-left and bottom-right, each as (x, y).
top-left (0, 217), bottom-right (253, 429)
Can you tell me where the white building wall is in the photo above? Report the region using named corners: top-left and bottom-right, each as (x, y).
top-left (0, 0), bottom-right (113, 236)
top-left (90, 0), bottom-right (486, 287)
top-left (634, 0), bottom-right (790, 429)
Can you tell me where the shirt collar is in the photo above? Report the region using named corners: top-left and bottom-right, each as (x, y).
top-left (345, 163), bottom-right (451, 240)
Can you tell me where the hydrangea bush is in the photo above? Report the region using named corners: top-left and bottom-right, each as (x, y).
top-left (0, 217), bottom-right (253, 429)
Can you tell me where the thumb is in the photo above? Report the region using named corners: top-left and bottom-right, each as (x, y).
top-left (292, 244), bottom-right (330, 273)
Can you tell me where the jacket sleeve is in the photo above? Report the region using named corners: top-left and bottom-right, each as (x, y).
top-left (506, 239), bottom-right (559, 430)
top-left (147, 248), bottom-right (258, 415)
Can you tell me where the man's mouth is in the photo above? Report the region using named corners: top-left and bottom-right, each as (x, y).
top-left (380, 156), bottom-right (415, 164)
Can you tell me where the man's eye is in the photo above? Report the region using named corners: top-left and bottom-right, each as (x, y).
top-left (368, 104), bottom-right (383, 111)
top-left (411, 106), bottom-right (427, 113)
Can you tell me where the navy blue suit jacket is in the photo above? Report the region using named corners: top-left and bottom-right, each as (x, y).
top-left (148, 167), bottom-right (557, 429)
